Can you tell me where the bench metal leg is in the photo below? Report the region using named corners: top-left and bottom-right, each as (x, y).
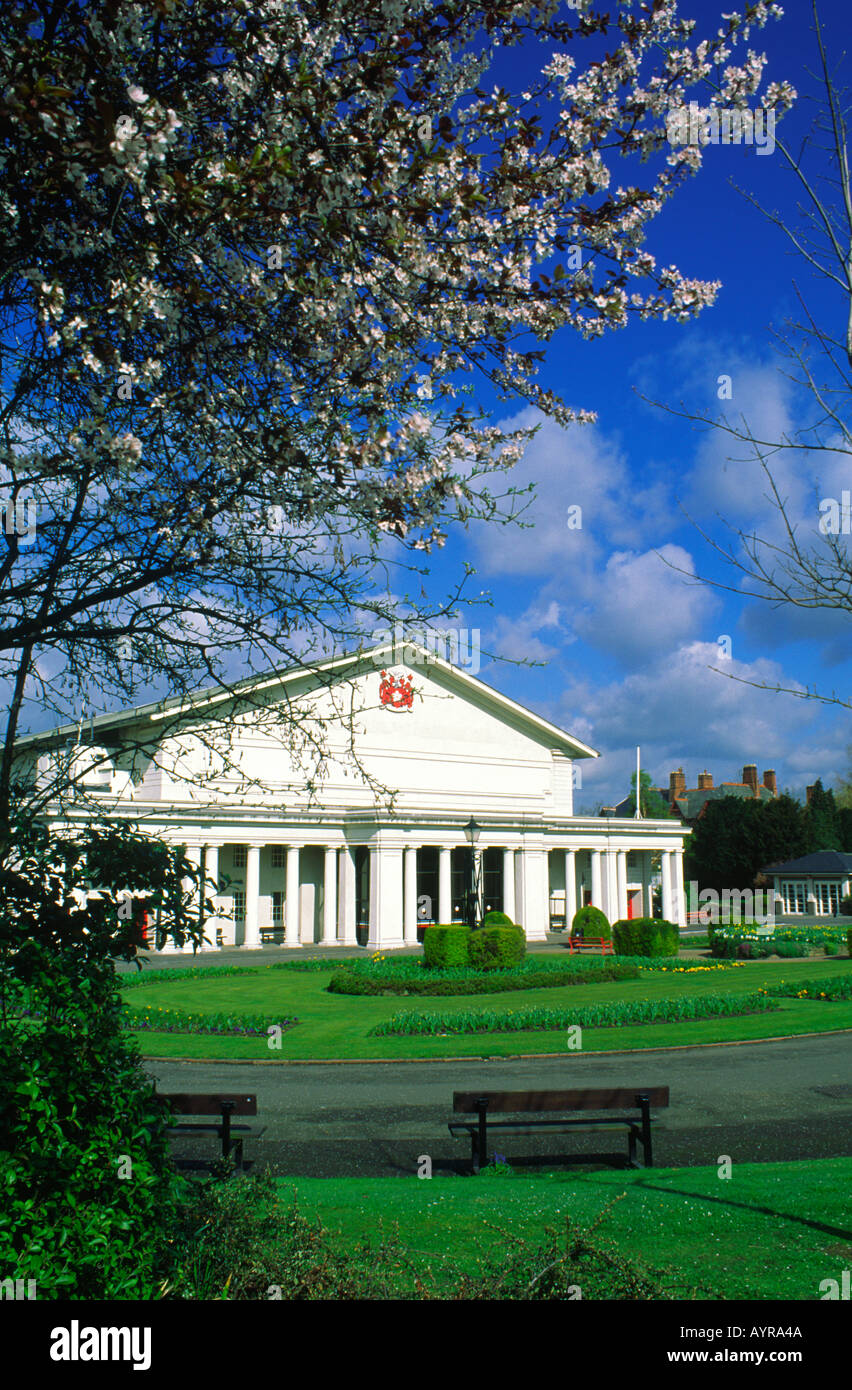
top-left (637, 1094), bottom-right (653, 1167)
top-left (474, 1099), bottom-right (488, 1174)
top-left (627, 1124), bottom-right (639, 1169)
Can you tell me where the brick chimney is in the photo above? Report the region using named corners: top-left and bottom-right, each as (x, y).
top-left (697, 770), bottom-right (714, 790)
top-left (669, 767), bottom-right (686, 799)
top-left (763, 769), bottom-right (777, 796)
top-left (743, 764), bottom-right (758, 796)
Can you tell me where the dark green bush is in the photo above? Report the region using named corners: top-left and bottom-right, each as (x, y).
top-left (467, 925), bottom-right (526, 970)
top-left (612, 917), bottom-right (679, 958)
top-left (482, 910), bottom-right (515, 927)
top-left (571, 905), bottom-right (610, 941)
top-left (422, 923), bottom-right (470, 968)
top-left (840, 896), bottom-right (852, 916)
top-left (848, 927), bottom-right (852, 956)
top-left (328, 961), bottom-right (639, 995)
top-left (772, 940), bottom-right (807, 958)
top-left (0, 805), bottom-right (202, 1298)
top-left (823, 939), bottom-right (838, 956)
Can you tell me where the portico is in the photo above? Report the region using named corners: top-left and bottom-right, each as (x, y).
top-left (154, 815), bottom-right (686, 952)
top-left (22, 639), bottom-right (689, 948)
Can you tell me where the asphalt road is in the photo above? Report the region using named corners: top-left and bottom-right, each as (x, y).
top-left (145, 1033), bottom-right (852, 1176)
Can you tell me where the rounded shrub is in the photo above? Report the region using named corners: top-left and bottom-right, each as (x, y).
top-left (482, 910), bottom-right (515, 927)
top-left (422, 923), bottom-right (470, 968)
top-left (467, 924), bottom-right (526, 970)
top-left (772, 941), bottom-right (807, 958)
top-left (570, 905), bottom-right (610, 941)
top-left (612, 917), bottom-right (679, 958)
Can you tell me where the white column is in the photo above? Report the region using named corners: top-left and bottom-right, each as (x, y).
top-left (503, 847), bottom-right (516, 921)
top-left (339, 846), bottom-right (357, 945)
top-left (606, 849), bottom-right (619, 923)
top-left (201, 845), bottom-right (220, 950)
top-left (404, 846), bottom-right (419, 946)
top-left (323, 846), bottom-right (337, 944)
top-left (564, 848), bottom-right (577, 930)
top-left (642, 852), bottom-right (653, 918)
top-left (520, 846), bottom-right (548, 941)
top-left (673, 849), bottom-right (686, 927)
top-left (285, 846), bottom-right (300, 946)
top-left (590, 849), bottom-right (603, 910)
top-left (243, 845), bottom-right (261, 949)
top-left (617, 849), bottom-right (628, 922)
top-left (661, 849), bottom-right (674, 923)
top-left (438, 847), bottom-right (452, 924)
top-left (369, 845), bottom-right (404, 951)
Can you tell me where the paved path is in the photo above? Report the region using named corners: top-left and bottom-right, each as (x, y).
top-left (146, 1033), bottom-right (852, 1176)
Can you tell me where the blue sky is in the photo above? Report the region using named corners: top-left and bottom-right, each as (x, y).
top-left (416, 0), bottom-right (852, 810)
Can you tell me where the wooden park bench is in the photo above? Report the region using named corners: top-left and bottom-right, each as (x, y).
top-left (567, 935), bottom-right (614, 955)
top-left (154, 1092), bottom-right (261, 1171)
top-left (448, 1087), bottom-right (669, 1174)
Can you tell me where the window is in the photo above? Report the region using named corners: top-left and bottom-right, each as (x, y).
top-left (272, 891), bottom-right (284, 924)
top-left (232, 889), bottom-right (245, 922)
top-left (270, 846), bottom-right (286, 868)
top-left (232, 846), bottom-right (247, 868)
top-left (781, 881), bottom-right (805, 913)
top-left (817, 882), bottom-right (840, 915)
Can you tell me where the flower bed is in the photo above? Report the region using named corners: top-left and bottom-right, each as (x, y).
top-left (767, 975), bottom-right (852, 1002)
top-left (123, 1003), bottom-right (298, 1037)
top-left (368, 991), bottom-right (780, 1037)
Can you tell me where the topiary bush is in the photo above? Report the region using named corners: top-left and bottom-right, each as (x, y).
top-left (570, 905), bottom-right (610, 941)
top-left (612, 917), bottom-right (679, 958)
top-left (467, 924), bottom-right (526, 970)
top-left (482, 910), bottom-right (515, 927)
top-left (422, 923), bottom-right (471, 968)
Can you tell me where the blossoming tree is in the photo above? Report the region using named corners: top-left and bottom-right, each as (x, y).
top-left (0, 0), bottom-right (793, 810)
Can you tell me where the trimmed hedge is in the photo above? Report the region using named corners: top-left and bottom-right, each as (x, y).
top-left (468, 924), bottom-right (525, 970)
top-left (571, 905), bottom-right (611, 941)
top-left (612, 917), bottom-right (678, 958)
top-left (482, 911), bottom-right (515, 927)
top-left (422, 923), bottom-right (471, 968)
top-left (328, 961), bottom-right (640, 996)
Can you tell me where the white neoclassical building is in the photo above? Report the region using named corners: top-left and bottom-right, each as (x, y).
top-left (21, 641), bottom-right (689, 951)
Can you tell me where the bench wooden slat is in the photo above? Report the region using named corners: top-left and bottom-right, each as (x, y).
top-left (453, 1087), bottom-right (669, 1114)
top-left (159, 1092), bottom-right (257, 1116)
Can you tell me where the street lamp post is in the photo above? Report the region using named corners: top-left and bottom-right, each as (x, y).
top-left (464, 816), bottom-right (481, 930)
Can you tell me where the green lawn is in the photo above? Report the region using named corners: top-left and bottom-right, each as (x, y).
top-left (277, 1158), bottom-right (852, 1299)
top-left (123, 955), bottom-right (852, 1059)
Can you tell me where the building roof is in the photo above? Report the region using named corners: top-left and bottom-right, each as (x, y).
top-left (15, 640), bottom-right (601, 762)
top-left (763, 850), bottom-right (852, 877)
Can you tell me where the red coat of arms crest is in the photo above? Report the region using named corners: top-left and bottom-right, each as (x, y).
top-left (379, 670), bottom-right (414, 711)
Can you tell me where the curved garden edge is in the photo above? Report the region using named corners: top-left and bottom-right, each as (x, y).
top-left (139, 1024), bottom-right (852, 1065)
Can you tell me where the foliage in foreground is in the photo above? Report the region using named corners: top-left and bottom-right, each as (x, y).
top-left (162, 1171), bottom-right (680, 1301)
top-left (0, 805), bottom-right (197, 1297)
top-left (369, 990), bottom-right (781, 1036)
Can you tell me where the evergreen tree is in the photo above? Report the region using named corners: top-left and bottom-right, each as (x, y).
top-left (806, 780), bottom-right (842, 851)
